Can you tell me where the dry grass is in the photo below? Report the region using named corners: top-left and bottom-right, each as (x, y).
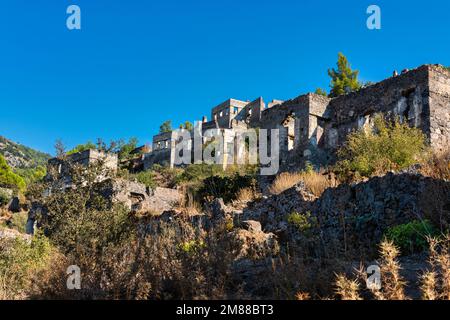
top-left (235, 187), bottom-right (257, 202)
top-left (420, 148), bottom-right (450, 180)
top-left (232, 187), bottom-right (260, 208)
top-left (269, 171), bottom-right (335, 197)
top-left (175, 184), bottom-right (202, 215)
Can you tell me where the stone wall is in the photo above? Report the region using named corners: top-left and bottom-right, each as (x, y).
top-left (428, 65), bottom-right (450, 152)
top-left (240, 172), bottom-right (450, 255)
top-left (47, 150), bottom-right (118, 176)
top-left (323, 65), bottom-right (431, 151)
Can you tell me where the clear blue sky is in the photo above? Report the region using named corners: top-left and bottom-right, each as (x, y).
top-left (1, 0), bottom-right (449, 154)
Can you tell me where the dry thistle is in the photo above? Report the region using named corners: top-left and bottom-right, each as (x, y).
top-left (334, 274), bottom-right (361, 300)
top-left (378, 240), bottom-right (407, 300)
top-left (295, 291), bottom-right (311, 300)
top-left (420, 271), bottom-right (438, 300)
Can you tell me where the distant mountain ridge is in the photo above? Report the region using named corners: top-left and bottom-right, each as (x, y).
top-left (0, 136), bottom-right (50, 168)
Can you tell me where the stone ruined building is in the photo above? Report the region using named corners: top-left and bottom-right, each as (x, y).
top-left (143, 64), bottom-right (450, 172)
top-left (26, 149), bottom-right (181, 235)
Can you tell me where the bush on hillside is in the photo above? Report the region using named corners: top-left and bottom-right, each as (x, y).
top-left (14, 166), bottom-right (46, 186)
top-left (132, 170), bottom-right (157, 189)
top-left (0, 155), bottom-right (26, 191)
top-left (0, 233), bottom-right (54, 299)
top-left (336, 115), bottom-right (427, 179)
top-left (198, 174), bottom-right (257, 204)
top-left (0, 191), bottom-right (10, 206)
top-left (384, 220), bottom-right (438, 255)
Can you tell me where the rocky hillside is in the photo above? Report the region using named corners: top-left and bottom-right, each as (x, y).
top-left (0, 136), bottom-right (50, 169)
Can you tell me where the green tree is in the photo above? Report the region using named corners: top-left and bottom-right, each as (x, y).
top-left (14, 166), bottom-right (46, 185)
top-left (328, 53), bottom-right (362, 97)
top-left (159, 120), bottom-right (172, 133)
top-left (66, 141), bottom-right (97, 155)
top-left (182, 121), bottom-right (194, 131)
top-left (314, 88), bottom-right (328, 96)
top-left (0, 155), bottom-right (26, 191)
top-left (116, 137), bottom-right (139, 160)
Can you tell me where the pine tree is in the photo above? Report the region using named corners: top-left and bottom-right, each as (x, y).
top-left (159, 120), bottom-right (172, 133)
top-left (0, 155), bottom-right (26, 190)
top-left (183, 121), bottom-right (193, 131)
top-left (328, 53), bottom-right (361, 97)
top-left (314, 88), bottom-right (328, 96)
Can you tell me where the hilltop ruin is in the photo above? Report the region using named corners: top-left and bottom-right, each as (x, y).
top-left (142, 64), bottom-right (450, 172)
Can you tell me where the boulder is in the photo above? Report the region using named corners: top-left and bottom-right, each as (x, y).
top-left (241, 220), bottom-right (262, 233)
top-left (230, 228), bottom-right (279, 260)
top-left (8, 197), bottom-right (20, 213)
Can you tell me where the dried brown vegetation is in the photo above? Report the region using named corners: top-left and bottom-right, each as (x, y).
top-left (269, 170), bottom-right (335, 197)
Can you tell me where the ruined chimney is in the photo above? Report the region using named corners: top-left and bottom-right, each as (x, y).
top-left (393, 70), bottom-right (398, 77)
top-left (202, 115), bottom-right (207, 123)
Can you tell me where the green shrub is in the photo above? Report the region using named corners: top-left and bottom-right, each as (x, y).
top-left (10, 212), bottom-right (28, 233)
top-left (178, 239), bottom-right (205, 255)
top-left (177, 164), bottom-right (224, 184)
top-left (133, 170), bottom-right (157, 189)
top-left (0, 155), bottom-right (26, 191)
top-left (14, 166), bottom-right (46, 185)
top-left (0, 233), bottom-right (54, 299)
top-left (287, 211), bottom-right (316, 232)
top-left (0, 190), bottom-right (10, 206)
top-left (198, 174), bottom-right (256, 204)
top-left (384, 220), bottom-right (438, 255)
top-left (66, 141), bottom-right (97, 155)
top-left (336, 115), bottom-right (427, 179)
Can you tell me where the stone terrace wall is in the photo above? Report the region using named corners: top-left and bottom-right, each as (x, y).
top-left (241, 173), bottom-right (450, 255)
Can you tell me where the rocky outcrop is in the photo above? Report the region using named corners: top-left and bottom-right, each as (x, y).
top-left (241, 181), bottom-right (317, 235)
top-left (99, 178), bottom-right (182, 214)
top-left (229, 224), bottom-right (279, 260)
top-left (0, 136), bottom-right (50, 168)
top-left (0, 228), bottom-right (31, 242)
top-left (240, 173), bottom-right (449, 255)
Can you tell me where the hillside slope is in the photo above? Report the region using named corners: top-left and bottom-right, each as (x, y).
top-left (0, 136), bottom-right (50, 169)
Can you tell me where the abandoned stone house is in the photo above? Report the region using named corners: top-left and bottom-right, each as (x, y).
top-left (26, 149), bottom-right (181, 234)
top-left (143, 64), bottom-right (450, 171)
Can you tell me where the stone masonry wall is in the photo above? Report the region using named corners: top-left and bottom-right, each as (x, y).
top-left (428, 65), bottom-right (450, 152)
top-left (323, 65), bottom-right (431, 151)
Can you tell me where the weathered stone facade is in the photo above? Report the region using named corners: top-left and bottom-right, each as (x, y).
top-left (46, 149), bottom-right (118, 188)
top-left (143, 64), bottom-right (450, 172)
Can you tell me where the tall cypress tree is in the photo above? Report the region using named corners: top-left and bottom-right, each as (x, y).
top-left (328, 53), bottom-right (361, 97)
